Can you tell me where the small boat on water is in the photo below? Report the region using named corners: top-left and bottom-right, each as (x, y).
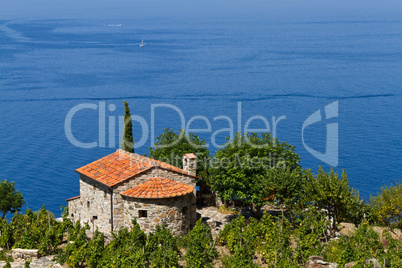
top-left (140, 39), bottom-right (145, 47)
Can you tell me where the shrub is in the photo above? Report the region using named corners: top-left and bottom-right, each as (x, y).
top-left (257, 213), bottom-right (297, 267)
top-left (323, 220), bottom-right (384, 266)
top-left (371, 181), bottom-right (402, 229)
top-left (218, 216), bottom-right (258, 267)
top-left (293, 208), bottom-right (326, 264)
top-left (0, 206), bottom-right (65, 255)
top-left (146, 224), bottom-right (181, 267)
top-left (183, 219), bottom-right (217, 268)
top-left (99, 219), bottom-right (147, 267)
top-left (382, 229), bottom-right (402, 267)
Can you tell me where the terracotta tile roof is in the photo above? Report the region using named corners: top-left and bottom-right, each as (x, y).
top-left (121, 177), bottom-right (194, 199)
top-left (66, 195), bottom-right (80, 202)
top-left (76, 149), bottom-right (198, 187)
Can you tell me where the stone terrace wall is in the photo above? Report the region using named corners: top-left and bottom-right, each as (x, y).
top-left (121, 194), bottom-right (193, 236)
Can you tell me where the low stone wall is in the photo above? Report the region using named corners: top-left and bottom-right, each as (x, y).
top-left (11, 248), bottom-right (38, 261)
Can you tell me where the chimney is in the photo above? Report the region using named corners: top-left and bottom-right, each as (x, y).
top-left (183, 153), bottom-right (197, 176)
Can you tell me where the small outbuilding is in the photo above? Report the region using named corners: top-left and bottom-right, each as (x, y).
top-left (66, 149), bottom-right (198, 236)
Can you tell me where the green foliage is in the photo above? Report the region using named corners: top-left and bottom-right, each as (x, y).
top-left (24, 260), bottom-right (31, 268)
top-left (85, 230), bottom-right (104, 268)
top-left (371, 181), bottom-right (402, 229)
top-left (0, 206), bottom-right (65, 256)
top-left (149, 128), bottom-right (211, 182)
top-left (0, 179), bottom-right (25, 219)
top-left (63, 221), bottom-right (90, 267)
top-left (220, 246), bottom-right (258, 268)
top-left (293, 208), bottom-right (326, 264)
top-left (218, 216), bottom-right (258, 267)
top-left (99, 219), bottom-right (147, 267)
top-left (211, 132), bottom-right (300, 214)
top-left (0, 248), bottom-right (13, 262)
top-left (256, 213), bottom-right (297, 267)
top-left (55, 219), bottom-right (182, 267)
top-left (183, 219), bottom-right (217, 268)
top-left (344, 189), bottom-right (375, 225)
top-left (323, 220), bottom-right (384, 266)
top-left (382, 229), bottom-right (402, 267)
top-left (121, 100), bottom-right (134, 153)
top-left (260, 167), bottom-right (305, 226)
top-left (147, 224), bottom-right (181, 267)
top-left (304, 167), bottom-right (363, 236)
top-left (4, 260), bottom-right (11, 268)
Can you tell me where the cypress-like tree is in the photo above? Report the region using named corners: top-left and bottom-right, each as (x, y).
top-left (121, 101), bottom-right (134, 153)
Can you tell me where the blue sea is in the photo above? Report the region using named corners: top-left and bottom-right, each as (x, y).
top-left (0, 0), bottom-right (401, 217)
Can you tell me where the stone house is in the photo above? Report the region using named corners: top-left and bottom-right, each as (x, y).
top-left (66, 149), bottom-right (198, 236)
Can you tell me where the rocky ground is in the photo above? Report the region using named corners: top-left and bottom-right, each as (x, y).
top-left (197, 206), bottom-right (239, 237)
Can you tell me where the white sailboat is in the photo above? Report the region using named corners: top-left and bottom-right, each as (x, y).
top-left (140, 39), bottom-right (145, 47)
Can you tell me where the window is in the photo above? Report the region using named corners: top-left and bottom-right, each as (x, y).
top-left (139, 210), bottom-right (147, 218)
top-left (182, 206), bottom-right (189, 215)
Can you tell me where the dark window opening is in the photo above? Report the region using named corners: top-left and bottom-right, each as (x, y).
top-left (87, 201), bottom-right (90, 208)
top-left (182, 206), bottom-right (189, 215)
top-left (139, 210), bottom-right (147, 218)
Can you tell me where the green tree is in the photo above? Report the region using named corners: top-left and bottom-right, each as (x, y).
top-left (371, 181), bottom-right (402, 229)
top-left (261, 167), bottom-right (304, 228)
top-left (210, 132), bottom-right (300, 215)
top-left (149, 128), bottom-right (211, 181)
top-left (0, 179), bottom-right (25, 219)
top-left (305, 167), bottom-right (361, 237)
top-left (121, 100), bottom-right (134, 153)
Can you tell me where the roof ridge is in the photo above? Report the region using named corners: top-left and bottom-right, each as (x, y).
top-left (75, 150), bottom-right (198, 188)
top-left (115, 149), bottom-right (199, 179)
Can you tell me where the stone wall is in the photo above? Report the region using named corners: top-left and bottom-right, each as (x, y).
top-left (68, 197), bottom-right (80, 223)
top-left (121, 194), bottom-right (193, 236)
top-left (68, 175), bottom-right (112, 233)
top-left (113, 167), bottom-right (197, 231)
top-left (11, 248), bottom-right (38, 261)
top-left (69, 166), bottom-right (197, 236)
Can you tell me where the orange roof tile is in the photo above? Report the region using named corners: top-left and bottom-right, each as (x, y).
top-left (66, 195), bottom-right (80, 202)
top-left (121, 177), bottom-right (194, 199)
top-left (76, 149), bottom-right (198, 187)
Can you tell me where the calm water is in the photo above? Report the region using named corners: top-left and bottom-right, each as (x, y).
top-left (0, 0), bottom-right (401, 217)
